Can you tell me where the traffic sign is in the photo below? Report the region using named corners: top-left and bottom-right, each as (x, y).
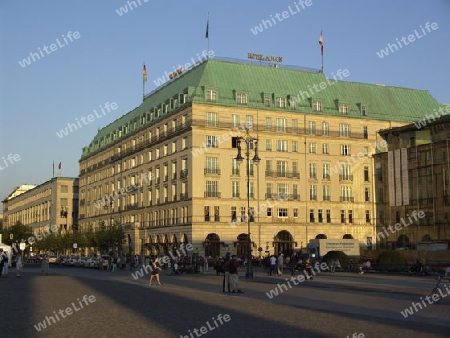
top-left (73, 243), bottom-right (77, 249)
top-left (19, 243), bottom-right (26, 250)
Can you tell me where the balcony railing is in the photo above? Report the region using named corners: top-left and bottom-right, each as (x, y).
top-left (204, 191), bottom-right (221, 198)
top-left (180, 169), bottom-right (188, 179)
top-left (339, 174), bottom-right (353, 181)
top-left (204, 168), bottom-right (221, 175)
top-left (231, 169), bottom-right (240, 176)
top-left (180, 193), bottom-right (189, 200)
top-left (340, 197), bottom-right (354, 202)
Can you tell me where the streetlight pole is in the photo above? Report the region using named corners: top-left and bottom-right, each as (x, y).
top-left (235, 128), bottom-right (260, 279)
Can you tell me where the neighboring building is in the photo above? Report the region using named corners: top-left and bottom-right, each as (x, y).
top-left (78, 57), bottom-right (442, 257)
top-left (2, 177), bottom-right (79, 234)
top-left (374, 113), bottom-right (450, 249)
top-left (2, 184), bottom-right (36, 229)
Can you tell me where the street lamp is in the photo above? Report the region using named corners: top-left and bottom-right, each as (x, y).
top-left (235, 128), bottom-right (260, 278)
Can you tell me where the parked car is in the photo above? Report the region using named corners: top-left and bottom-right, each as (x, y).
top-left (57, 256), bottom-right (68, 265)
top-left (75, 257), bottom-right (88, 267)
top-left (48, 256), bottom-right (58, 263)
top-left (84, 257), bottom-right (97, 268)
top-left (64, 256), bottom-right (79, 266)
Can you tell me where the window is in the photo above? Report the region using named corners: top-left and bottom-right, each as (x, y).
top-left (205, 181), bottom-right (219, 197)
top-left (266, 140), bottom-right (272, 151)
top-left (310, 185), bottom-right (317, 200)
top-left (267, 208), bottom-right (272, 217)
top-left (293, 208), bottom-right (298, 217)
top-left (237, 93), bottom-right (247, 105)
top-left (266, 160), bottom-right (272, 175)
top-left (362, 106), bottom-right (367, 116)
top-left (276, 118), bottom-right (286, 132)
top-left (323, 164), bottom-right (330, 180)
top-left (206, 112), bottom-right (218, 127)
top-left (241, 207), bottom-right (246, 221)
top-left (308, 121), bottom-right (316, 135)
top-left (277, 183), bottom-right (288, 198)
top-left (292, 119), bottom-right (298, 133)
top-left (363, 126), bottom-right (368, 139)
top-left (265, 117), bottom-right (271, 131)
top-left (232, 182), bottom-right (240, 198)
top-left (290, 98), bottom-right (297, 109)
top-left (363, 147), bottom-right (368, 157)
top-left (61, 185), bottom-right (68, 193)
top-left (276, 97), bottom-right (286, 108)
top-left (340, 164), bottom-right (352, 181)
top-left (231, 114), bottom-right (239, 128)
top-left (246, 115), bottom-right (253, 130)
top-left (323, 185), bottom-right (330, 201)
top-left (322, 122), bottom-right (329, 136)
top-left (377, 188), bottom-right (384, 202)
top-left (365, 210), bottom-right (371, 223)
top-left (326, 209), bottom-right (331, 223)
top-left (339, 124), bottom-right (350, 137)
top-left (378, 210), bottom-right (384, 224)
top-left (248, 207), bottom-right (255, 222)
top-left (172, 141), bottom-right (177, 153)
top-left (293, 184), bottom-right (298, 200)
top-left (292, 141), bottom-right (298, 152)
top-left (349, 210), bottom-right (353, 223)
top-left (266, 182), bottom-right (272, 198)
top-left (205, 157), bottom-right (219, 174)
top-left (182, 137), bottom-right (188, 149)
top-left (277, 161), bottom-right (287, 177)
top-left (318, 209), bottom-right (323, 223)
top-left (249, 182), bottom-right (255, 198)
top-left (341, 186), bottom-right (352, 201)
top-left (206, 90), bottom-right (217, 102)
top-left (364, 166), bottom-right (369, 181)
top-left (276, 140), bottom-right (288, 152)
top-left (204, 206), bottom-right (210, 221)
top-left (341, 210), bottom-right (346, 223)
top-left (206, 135), bottom-right (218, 148)
top-left (264, 96), bottom-right (271, 107)
top-left (395, 211), bottom-right (400, 223)
top-left (231, 207), bottom-right (237, 222)
top-left (278, 208), bottom-right (288, 217)
top-left (309, 143), bottom-right (316, 153)
top-left (322, 143), bottom-right (329, 154)
top-left (365, 188), bottom-right (370, 202)
top-left (339, 104), bottom-right (348, 114)
top-left (340, 145), bottom-right (351, 156)
top-left (313, 101), bottom-right (322, 112)
top-left (60, 198), bottom-right (68, 207)
top-left (292, 162), bottom-right (299, 177)
top-left (309, 163), bottom-right (317, 179)
top-left (309, 209), bottom-right (315, 222)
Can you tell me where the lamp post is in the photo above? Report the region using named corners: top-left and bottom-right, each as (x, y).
top-left (235, 128), bottom-right (260, 278)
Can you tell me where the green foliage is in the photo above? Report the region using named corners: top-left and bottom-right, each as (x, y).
top-left (1, 221), bottom-right (33, 246)
top-left (322, 251), bottom-right (350, 267)
top-left (378, 251), bottom-right (406, 267)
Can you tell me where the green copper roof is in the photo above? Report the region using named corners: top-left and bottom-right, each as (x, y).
top-left (80, 57), bottom-right (441, 160)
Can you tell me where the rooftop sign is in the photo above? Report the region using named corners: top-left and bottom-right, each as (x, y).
top-left (248, 53), bottom-right (282, 63)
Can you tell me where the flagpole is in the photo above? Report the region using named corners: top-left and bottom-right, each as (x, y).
top-left (52, 160), bottom-right (54, 178)
top-left (143, 63), bottom-right (145, 102)
top-left (206, 12), bottom-right (210, 59)
top-left (321, 52), bottom-right (324, 74)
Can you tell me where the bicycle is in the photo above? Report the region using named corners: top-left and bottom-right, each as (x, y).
top-left (430, 275), bottom-right (445, 304)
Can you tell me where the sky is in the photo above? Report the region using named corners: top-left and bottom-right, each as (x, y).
top-left (1, 0), bottom-right (449, 212)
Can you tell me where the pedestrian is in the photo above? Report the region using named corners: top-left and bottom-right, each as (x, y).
top-left (41, 254), bottom-right (49, 274)
top-left (1, 250), bottom-right (8, 278)
top-left (0, 249), bottom-right (5, 279)
top-left (112, 257), bottom-right (117, 272)
top-left (222, 253), bottom-right (231, 293)
top-left (173, 262), bottom-right (181, 275)
top-left (149, 257), bottom-right (163, 286)
top-left (16, 254), bottom-right (23, 277)
top-left (305, 258), bottom-right (313, 280)
top-left (269, 254), bottom-right (277, 276)
top-left (277, 253), bottom-right (284, 276)
top-left (228, 255), bottom-right (243, 294)
top-left (117, 257), bottom-right (121, 270)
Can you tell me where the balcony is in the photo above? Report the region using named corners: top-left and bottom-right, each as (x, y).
top-left (126, 203), bottom-right (139, 210)
top-left (204, 191), bottom-right (221, 198)
top-left (180, 169), bottom-right (188, 179)
top-left (340, 197), bottom-right (354, 202)
top-left (204, 168), bottom-right (221, 175)
top-left (322, 174), bottom-right (330, 180)
top-left (339, 175), bottom-right (353, 181)
top-left (180, 193), bottom-right (189, 200)
top-left (231, 169), bottom-right (240, 176)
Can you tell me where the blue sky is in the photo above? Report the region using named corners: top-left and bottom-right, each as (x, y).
top-left (1, 0), bottom-right (449, 212)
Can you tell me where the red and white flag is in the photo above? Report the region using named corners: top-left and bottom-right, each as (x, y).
top-left (58, 162), bottom-right (61, 170)
top-left (319, 31), bottom-right (324, 55)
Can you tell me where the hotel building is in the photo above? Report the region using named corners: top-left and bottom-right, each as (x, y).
top-left (78, 57), bottom-right (442, 257)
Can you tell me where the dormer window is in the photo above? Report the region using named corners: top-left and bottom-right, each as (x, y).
top-left (206, 90), bottom-right (217, 102)
top-left (313, 101), bottom-right (322, 112)
top-left (339, 104), bottom-right (348, 115)
top-left (362, 106), bottom-right (367, 116)
top-left (264, 96), bottom-right (271, 107)
top-left (236, 93), bottom-right (248, 105)
top-left (276, 97), bottom-right (286, 108)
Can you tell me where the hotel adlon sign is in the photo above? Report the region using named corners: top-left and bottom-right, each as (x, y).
top-left (248, 53), bottom-right (282, 63)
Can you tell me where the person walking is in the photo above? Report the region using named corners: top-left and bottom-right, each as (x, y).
top-left (149, 257), bottom-right (162, 286)
top-left (1, 250), bottom-right (8, 278)
top-left (16, 254), bottom-right (23, 277)
top-left (0, 249), bottom-right (5, 279)
top-left (269, 254), bottom-right (277, 276)
top-left (222, 253), bottom-right (231, 293)
top-left (277, 253), bottom-right (284, 276)
top-left (112, 257), bottom-right (117, 272)
top-left (305, 258), bottom-right (313, 280)
top-left (228, 255), bottom-right (243, 294)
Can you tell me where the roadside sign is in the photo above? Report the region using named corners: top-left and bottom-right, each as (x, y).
top-left (19, 243), bottom-right (26, 250)
top-left (73, 243), bottom-right (77, 249)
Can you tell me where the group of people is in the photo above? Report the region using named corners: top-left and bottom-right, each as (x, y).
top-left (0, 249), bottom-right (23, 278)
top-left (221, 253), bottom-right (243, 294)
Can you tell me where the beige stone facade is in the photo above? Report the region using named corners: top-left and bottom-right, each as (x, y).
top-left (78, 102), bottom-right (410, 257)
top-left (2, 177), bottom-right (79, 235)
